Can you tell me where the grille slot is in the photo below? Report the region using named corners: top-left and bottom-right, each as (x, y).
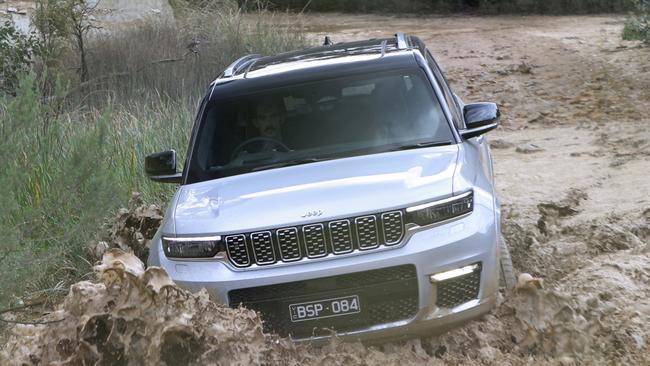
top-left (382, 211), bottom-right (404, 245)
top-left (355, 216), bottom-right (379, 249)
top-left (224, 209), bottom-right (406, 267)
top-left (229, 265), bottom-right (419, 338)
top-left (276, 228), bottom-right (301, 261)
top-left (250, 231), bottom-right (275, 264)
top-left (303, 224), bottom-right (328, 258)
top-left (225, 234), bottom-right (250, 267)
top-left (329, 220), bottom-right (353, 254)
top-left (436, 263), bottom-right (482, 308)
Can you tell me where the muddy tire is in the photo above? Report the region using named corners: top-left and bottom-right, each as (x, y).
top-left (499, 234), bottom-right (516, 290)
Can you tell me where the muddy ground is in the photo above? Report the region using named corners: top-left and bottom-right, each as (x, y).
top-left (2, 14), bottom-right (649, 366)
top-left (301, 14), bottom-right (650, 364)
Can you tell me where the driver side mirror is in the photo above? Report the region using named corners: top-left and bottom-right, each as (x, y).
top-left (460, 102), bottom-right (500, 140)
top-left (145, 150), bottom-right (182, 183)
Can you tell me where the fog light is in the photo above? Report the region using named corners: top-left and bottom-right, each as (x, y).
top-left (429, 263), bottom-right (479, 283)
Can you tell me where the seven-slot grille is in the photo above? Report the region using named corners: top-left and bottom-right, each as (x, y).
top-left (224, 210), bottom-right (404, 267)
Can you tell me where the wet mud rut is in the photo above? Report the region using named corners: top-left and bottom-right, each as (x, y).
top-left (302, 14), bottom-right (650, 365)
top-left (2, 15), bottom-right (649, 366)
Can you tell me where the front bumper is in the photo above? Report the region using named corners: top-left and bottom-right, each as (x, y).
top-left (149, 205), bottom-right (499, 341)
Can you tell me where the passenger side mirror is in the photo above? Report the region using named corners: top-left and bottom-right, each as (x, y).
top-left (460, 103), bottom-right (499, 140)
top-left (145, 150), bottom-right (182, 183)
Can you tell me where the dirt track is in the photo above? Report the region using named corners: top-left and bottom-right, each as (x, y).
top-left (2, 14), bottom-right (649, 366)
top-left (302, 14), bottom-right (650, 364)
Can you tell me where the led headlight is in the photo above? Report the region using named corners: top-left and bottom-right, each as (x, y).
top-left (405, 190), bottom-right (473, 226)
top-left (162, 236), bottom-right (225, 258)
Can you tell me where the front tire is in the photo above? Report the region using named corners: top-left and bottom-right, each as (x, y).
top-left (498, 234), bottom-right (516, 290)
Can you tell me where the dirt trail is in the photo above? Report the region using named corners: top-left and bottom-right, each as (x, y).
top-left (2, 15), bottom-right (650, 365)
top-left (301, 14), bottom-right (650, 364)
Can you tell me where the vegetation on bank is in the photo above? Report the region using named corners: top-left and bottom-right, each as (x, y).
top-left (267, 0), bottom-right (637, 14)
top-left (0, 1), bottom-right (305, 313)
top-left (623, 3), bottom-right (650, 42)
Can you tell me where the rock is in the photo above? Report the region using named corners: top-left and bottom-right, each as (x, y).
top-left (516, 143), bottom-right (544, 153)
top-left (489, 139), bottom-right (514, 149)
top-left (516, 62), bottom-right (533, 74)
top-left (517, 273), bottom-right (543, 290)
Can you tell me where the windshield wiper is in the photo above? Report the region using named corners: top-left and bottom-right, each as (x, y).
top-left (251, 157), bottom-right (330, 172)
top-left (390, 140), bottom-right (453, 151)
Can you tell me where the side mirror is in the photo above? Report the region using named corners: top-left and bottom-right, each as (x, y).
top-left (460, 102), bottom-right (500, 140)
top-left (145, 150), bottom-right (182, 183)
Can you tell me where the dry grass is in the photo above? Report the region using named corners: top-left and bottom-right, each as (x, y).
top-left (63, 4), bottom-right (306, 104)
top-left (0, 4), bottom-right (308, 316)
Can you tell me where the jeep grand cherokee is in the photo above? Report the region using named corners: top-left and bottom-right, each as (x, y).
top-left (145, 33), bottom-right (515, 342)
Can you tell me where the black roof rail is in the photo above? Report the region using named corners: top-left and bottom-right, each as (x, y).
top-left (395, 32), bottom-right (408, 49)
top-left (223, 54), bottom-right (261, 77)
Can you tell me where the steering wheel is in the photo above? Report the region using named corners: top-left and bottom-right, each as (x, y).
top-left (230, 137), bottom-right (291, 160)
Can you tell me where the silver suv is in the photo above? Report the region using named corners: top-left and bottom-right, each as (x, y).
top-left (146, 33), bottom-right (514, 342)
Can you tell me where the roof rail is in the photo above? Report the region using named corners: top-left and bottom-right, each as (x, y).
top-left (223, 54), bottom-right (261, 77)
top-left (395, 32), bottom-right (407, 49)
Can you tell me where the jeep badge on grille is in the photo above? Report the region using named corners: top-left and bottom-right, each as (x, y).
top-left (301, 210), bottom-right (323, 218)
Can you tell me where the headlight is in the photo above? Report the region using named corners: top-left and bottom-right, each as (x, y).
top-left (405, 190), bottom-right (473, 226)
top-left (162, 236), bottom-right (225, 258)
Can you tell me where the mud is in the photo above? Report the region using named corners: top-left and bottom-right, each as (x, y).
top-left (2, 14), bottom-right (650, 366)
top-left (94, 192), bottom-right (164, 262)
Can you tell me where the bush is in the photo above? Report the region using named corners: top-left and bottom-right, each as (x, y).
top-left (0, 21), bottom-right (39, 95)
top-left (269, 0), bottom-right (636, 13)
top-left (58, 3), bottom-right (306, 104)
top-left (478, 0), bottom-right (635, 13)
top-left (0, 73), bottom-right (192, 311)
top-left (0, 5), bottom-right (307, 312)
top-left (623, 4), bottom-right (650, 42)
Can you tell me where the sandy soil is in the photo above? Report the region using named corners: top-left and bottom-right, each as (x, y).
top-left (2, 14), bottom-right (649, 366)
top-left (301, 13), bottom-right (650, 364)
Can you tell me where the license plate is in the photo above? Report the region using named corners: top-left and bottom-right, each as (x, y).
top-left (289, 295), bottom-right (360, 322)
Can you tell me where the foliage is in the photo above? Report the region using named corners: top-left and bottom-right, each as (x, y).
top-left (0, 73), bottom-right (192, 312)
top-left (32, 0), bottom-right (71, 67)
top-left (623, 3), bottom-right (650, 42)
top-left (477, 0), bottom-right (635, 13)
top-left (72, 4), bottom-right (305, 104)
top-left (32, 0), bottom-right (99, 83)
top-left (269, 0), bottom-right (636, 13)
top-left (0, 5), bottom-right (307, 313)
top-left (0, 21), bottom-right (40, 95)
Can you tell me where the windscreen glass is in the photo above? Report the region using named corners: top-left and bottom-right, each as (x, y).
top-left (186, 69), bottom-right (453, 183)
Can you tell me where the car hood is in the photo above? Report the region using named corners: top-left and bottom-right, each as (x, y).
top-left (172, 146), bottom-right (459, 234)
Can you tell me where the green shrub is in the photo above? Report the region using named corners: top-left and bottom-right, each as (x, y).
top-left (623, 6), bottom-right (650, 42)
top-left (0, 21), bottom-right (40, 95)
top-left (0, 73), bottom-right (193, 310)
top-left (57, 4), bottom-right (306, 104)
top-left (0, 6), bottom-right (307, 313)
top-left (269, 0), bottom-right (636, 13)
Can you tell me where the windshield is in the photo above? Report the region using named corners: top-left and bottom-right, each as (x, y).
top-left (186, 69), bottom-right (454, 183)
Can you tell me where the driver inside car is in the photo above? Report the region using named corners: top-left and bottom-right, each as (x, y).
top-left (231, 97), bottom-right (290, 158)
top-left (253, 98), bottom-right (285, 140)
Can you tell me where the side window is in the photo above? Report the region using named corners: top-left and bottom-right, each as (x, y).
top-left (426, 51), bottom-right (465, 129)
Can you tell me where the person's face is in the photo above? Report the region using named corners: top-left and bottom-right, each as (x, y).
top-left (253, 103), bottom-right (284, 138)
